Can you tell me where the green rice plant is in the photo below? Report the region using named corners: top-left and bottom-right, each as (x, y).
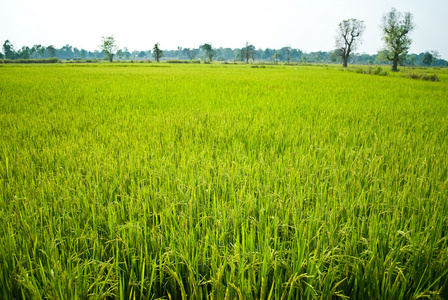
top-left (0, 63), bottom-right (447, 299)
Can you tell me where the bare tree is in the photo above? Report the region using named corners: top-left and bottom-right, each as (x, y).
top-left (335, 18), bottom-right (365, 67)
top-left (381, 8), bottom-right (414, 72)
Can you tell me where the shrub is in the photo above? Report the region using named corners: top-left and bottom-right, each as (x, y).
top-left (354, 67), bottom-right (388, 76)
top-left (422, 74), bottom-right (440, 82)
top-left (372, 67), bottom-right (388, 76)
top-left (166, 60), bottom-right (192, 64)
top-left (0, 58), bottom-right (60, 64)
top-left (404, 73), bottom-right (440, 82)
top-left (407, 73), bottom-right (420, 80)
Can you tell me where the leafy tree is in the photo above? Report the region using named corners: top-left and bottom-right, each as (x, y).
top-left (262, 49), bottom-right (273, 60)
top-left (330, 49), bottom-right (342, 62)
top-left (117, 49), bottom-right (123, 60)
top-left (430, 50), bottom-right (440, 60)
top-left (291, 48), bottom-right (303, 61)
top-left (310, 51), bottom-right (325, 63)
top-left (375, 50), bottom-right (390, 65)
top-left (381, 8), bottom-right (415, 71)
top-left (80, 49), bottom-right (88, 59)
top-left (241, 42), bottom-right (256, 63)
top-left (221, 48), bottom-right (235, 61)
top-left (153, 43), bottom-right (163, 62)
top-left (100, 36), bottom-right (118, 62)
top-left (235, 50), bottom-right (243, 62)
top-left (422, 52), bottom-right (433, 66)
top-left (176, 46), bottom-right (183, 58)
top-left (281, 47), bottom-right (292, 63)
top-left (407, 54), bottom-right (417, 66)
top-left (123, 47), bottom-right (131, 60)
top-left (38, 46), bottom-right (45, 58)
top-left (138, 51), bottom-right (146, 59)
top-left (201, 43), bottom-right (215, 62)
top-left (3, 40), bottom-right (15, 59)
top-left (18, 46), bottom-right (31, 59)
top-left (31, 45), bottom-right (42, 59)
top-left (73, 47), bottom-right (81, 59)
top-left (0, 52), bottom-right (3, 59)
top-left (335, 18), bottom-right (365, 67)
top-left (47, 45), bottom-right (56, 58)
top-left (184, 48), bottom-right (197, 60)
top-left (61, 44), bottom-right (74, 60)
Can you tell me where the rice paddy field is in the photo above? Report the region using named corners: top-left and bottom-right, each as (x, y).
top-left (1, 63), bottom-right (448, 299)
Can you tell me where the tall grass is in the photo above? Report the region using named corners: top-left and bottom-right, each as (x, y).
top-left (1, 64), bottom-right (447, 299)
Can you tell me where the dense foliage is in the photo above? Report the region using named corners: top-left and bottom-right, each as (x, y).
top-left (381, 8), bottom-right (415, 71)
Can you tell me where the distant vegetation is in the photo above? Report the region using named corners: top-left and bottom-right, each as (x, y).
top-left (2, 6), bottom-right (447, 69)
top-left (0, 57), bottom-right (59, 64)
top-left (2, 40), bottom-right (446, 67)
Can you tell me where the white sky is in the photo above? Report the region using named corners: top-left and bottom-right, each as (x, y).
top-left (1, 0), bottom-right (447, 59)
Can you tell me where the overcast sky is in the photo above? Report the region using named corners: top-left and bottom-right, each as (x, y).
top-left (1, 0), bottom-right (447, 59)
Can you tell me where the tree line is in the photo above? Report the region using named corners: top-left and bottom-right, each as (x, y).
top-left (3, 38), bottom-right (444, 68)
top-left (1, 8), bottom-right (447, 69)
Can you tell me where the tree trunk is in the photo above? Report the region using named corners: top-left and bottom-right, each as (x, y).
top-left (392, 54), bottom-right (399, 72)
top-left (343, 58), bottom-right (348, 68)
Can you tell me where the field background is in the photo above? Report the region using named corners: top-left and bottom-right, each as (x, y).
top-left (1, 63), bottom-right (448, 299)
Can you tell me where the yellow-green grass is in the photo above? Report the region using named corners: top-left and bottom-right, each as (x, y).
top-left (1, 63), bottom-right (447, 299)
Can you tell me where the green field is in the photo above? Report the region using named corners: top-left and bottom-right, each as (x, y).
top-left (1, 63), bottom-right (448, 299)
